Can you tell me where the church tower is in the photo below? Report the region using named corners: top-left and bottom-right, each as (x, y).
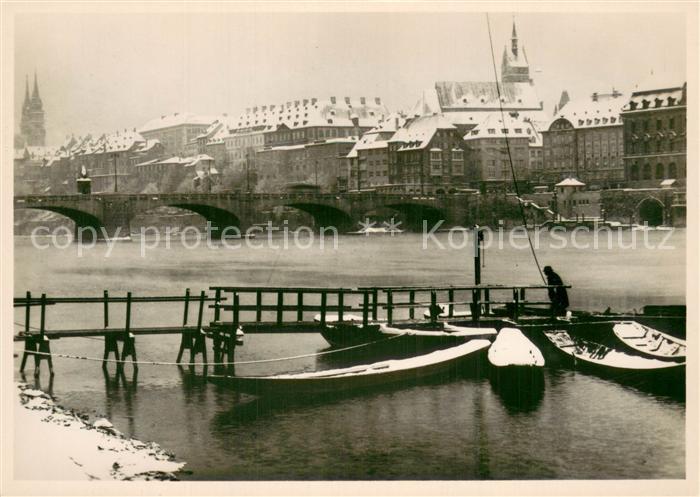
top-left (501, 20), bottom-right (531, 84)
top-left (20, 72), bottom-right (46, 146)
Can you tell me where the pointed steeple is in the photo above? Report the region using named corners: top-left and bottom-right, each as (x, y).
top-left (24, 75), bottom-right (30, 102)
top-left (32, 71), bottom-right (41, 102)
top-left (511, 18), bottom-right (519, 58)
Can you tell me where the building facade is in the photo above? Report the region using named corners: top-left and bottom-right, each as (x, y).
top-left (346, 115), bottom-right (405, 191)
top-left (387, 115), bottom-right (468, 194)
top-left (138, 113), bottom-right (217, 156)
top-left (463, 113), bottom-right (536, 191)
top-left (541, 91), bottom-right (626, 187)
top-left (621, 82), bottom-right (687, 187)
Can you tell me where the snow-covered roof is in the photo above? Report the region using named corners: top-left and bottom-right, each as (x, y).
top-left (230, 96), bottom-right (390, 133)
top-left (134, 158), bottom-right (160, 167)
top-left (555, 178), bottom-right (586, 187)
top-left (464, 113), bottom-right (542, 145)
top-left (433, 81), bottom-right (542, 112)
top-left (548, 94), bottom-right (626, 130)
top-left (139, 113), bottom-right (218, 133)
top-left (389, 114), bottom-right (457, 151)
top-left (623, 83), bottom-right (686, 112)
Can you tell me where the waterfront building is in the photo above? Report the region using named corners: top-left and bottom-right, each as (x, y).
top-left (463, 113), bottom-right (538, 191)
top-left (346, 114), bottom-right (406, 191)
top-left (621, 81), bottom-right (687, 187)
top-left (541, 90), bottom-right (626, 188)
top-left (255, 138), bottom-right (357, 193)
top-left (138, 113), bottom-right (217, 156)
top-left (386, 114), bottom-right (468, 194)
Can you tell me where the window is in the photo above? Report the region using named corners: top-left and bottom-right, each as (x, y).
top-left (451, 150), bottom-right (463, 161)
top-left (669, 118), bottom-right (675, 130)
top-left (668, 163), bottom-right (677, 178)
top-left (430, 151), bottom-right (441, 161)
top-left (656, 119), bottom-right (662, 130)
top-left (655, 163), bottom-right (665, 179)
top-left (642, 163), bottom-right (651, 180)
top-left (630, 162), bottom-right (639, 180)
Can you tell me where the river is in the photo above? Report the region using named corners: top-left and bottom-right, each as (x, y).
top-left (13, 228), bottom-right (685, 480)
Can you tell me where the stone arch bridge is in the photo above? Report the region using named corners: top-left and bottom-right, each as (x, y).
top-left (14, 192), bottom-right (484, 238)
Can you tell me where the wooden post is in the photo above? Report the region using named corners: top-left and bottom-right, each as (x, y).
top-left (120, 292), bottom-right (137, 371)
top-left (409, 290), bottom-right (415, 320)
top-left (39, 293), bottom-right (46, 338)
top-left (196, 290), bottom-right (205, 330)
top-left (387, 290), bottom-right (393, 324)
top-left (448, 289), bottom-right (455, 317)
top-left (276, 291), bottom-right (283, 325)
top-left (213, 288), bottom-right (221, 322)
top-left (256, 291), bottom-right (262, 322)
top-left (362, 291), bottom-right (369, 327)
top-left (320, 292), bottom-right (327, 325)
top-left (24, 291), bottom-right (31, 334)
top-left (338, 291), bottom-right (344, 322)
top-left (520, 288), bottom-right (526, 313)
top-left (297, 292), bottom-right (304, 322)
top-left (232, 294), bottom-right (240, 330)
top-left (471, 288), bottom-right (481, 322)
top-left (512, 288), bottom-right (520, 321)
top-left (372, 288), bottom-right (378, 321)
top-left (182, 288), bottom-right (190, 326)
top-left (484, 289), bottom-right (491, 316)
top-left (430, 290), bottom-right (437, 323)
top-left (103, 290), bottom-right (109, 328)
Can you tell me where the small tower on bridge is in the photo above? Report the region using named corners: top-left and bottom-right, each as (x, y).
top-left (76, 165), bottom-right (92, 195)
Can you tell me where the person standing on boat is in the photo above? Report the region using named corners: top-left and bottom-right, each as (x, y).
top-left (544, 266), bottom-right (569, 317)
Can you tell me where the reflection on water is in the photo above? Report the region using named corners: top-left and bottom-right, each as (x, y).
top-left (13, 232), bottom-right (686, 479)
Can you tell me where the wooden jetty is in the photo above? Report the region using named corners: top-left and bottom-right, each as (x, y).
top-left (13, 284), bottom-right (568, 375)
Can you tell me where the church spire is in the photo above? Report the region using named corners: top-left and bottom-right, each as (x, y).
top-left (511, 18), bottom-right (519, 58)
top-left (32, 71), bottom-right (41, 101)
top-left (23, 75), bottom-right (30, 107)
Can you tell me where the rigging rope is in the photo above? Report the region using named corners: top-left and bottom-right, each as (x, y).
top-left (15, 331), bottom-right (408, 367)
top-left (485, 13), bottom-right (546, 285)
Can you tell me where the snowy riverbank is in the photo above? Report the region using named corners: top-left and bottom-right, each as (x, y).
top-left (13, 382), bottom-right (185, 480)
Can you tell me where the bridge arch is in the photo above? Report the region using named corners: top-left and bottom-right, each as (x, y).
top-left (166, 203), bottom-right (245, 236)
top-left (16, 206), bottom-right (103, 240)
top-left (377, 202), bottom-right (447, 231)
top-left (637, 197), bottom-right (665, 226)
top-left (281, 202), bottom-right (353, 230)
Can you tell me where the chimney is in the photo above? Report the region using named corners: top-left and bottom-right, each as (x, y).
top-left (592, 92), bottom-right (598, 102)
top-left (360, 97), bottom-right (366, 105)
top-left (311, 98), bottom-right (317, 105)
top-left (375, 97), bottom-right (381, 105)
top-left (303, 99), bottom-right (309, 106)
top-left (331, 96), bottom-right (336, 104)
top-left (344, 96), bottom-right (351, 104)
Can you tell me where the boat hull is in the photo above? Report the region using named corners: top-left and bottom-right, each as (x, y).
top-left (210, 341), bottom-right (490, 396)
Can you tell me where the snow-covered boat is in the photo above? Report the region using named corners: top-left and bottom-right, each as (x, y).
top-left (209, 339), bottom-right (491, 396)
top-left (378, 322), bottom-right (497, 350)
top-left (544, 329), bottom-right (685, 382)
top-left (488, 328), bottom-right (544, 368)
top-left (612, 321), bottom-right (686, 360)
top-left (313, 313), bottom-right (364, 324)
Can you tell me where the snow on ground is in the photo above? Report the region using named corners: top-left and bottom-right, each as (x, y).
top-left (13, 383), bottom-right (185, 481)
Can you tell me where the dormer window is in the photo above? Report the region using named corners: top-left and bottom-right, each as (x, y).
top-left (611, 117), bottom-right (616, 124)
top-left (642, 100), bottom-right (650, 109)
top-left (654, 98), bottom-right (663, 108)
top-left (488, 128), bottom-right (495, 135)
top-left (629, 102), bottom-right (638, 111)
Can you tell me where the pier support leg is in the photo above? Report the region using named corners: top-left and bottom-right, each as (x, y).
top-left (118, 333), bottom-right (137, 372)
top-left (103, 334), bottom-right (120, 369)
top-left (21, 336), bottom-right (53, 376)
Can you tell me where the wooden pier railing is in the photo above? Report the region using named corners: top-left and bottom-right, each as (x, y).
top-left (14, 284), bottom-right (569, 375)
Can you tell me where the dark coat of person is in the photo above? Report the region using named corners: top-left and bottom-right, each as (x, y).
top-left (544, 267), bottom-right (569, 310)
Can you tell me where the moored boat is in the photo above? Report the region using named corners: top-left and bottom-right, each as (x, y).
top-left (612, 321), bottom-right (686, 360)
top-left (209, 339), bottom-right (491, 396)
top-left (488, 328), bottom-right (545, 368)
top-left (543, 329), bottom-right (685, 398)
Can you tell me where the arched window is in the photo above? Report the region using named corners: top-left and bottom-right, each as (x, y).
top-left (630, 162), bottom-right (639, 180)
top-left (668, 163), bottom-right (677, 178)
top-left (656, 163), bottom-right (665, 179)
top-left (643, 163), bottom-right (652, 180)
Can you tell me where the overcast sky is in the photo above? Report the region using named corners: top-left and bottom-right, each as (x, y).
top-left (14, 11), bottom-right (686, 145)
